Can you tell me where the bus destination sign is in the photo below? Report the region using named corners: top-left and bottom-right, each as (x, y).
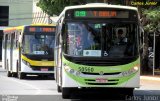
top-left (74, 10), bottom-right (129, 18)
top-left (28, 27), bottom-right (55, 32)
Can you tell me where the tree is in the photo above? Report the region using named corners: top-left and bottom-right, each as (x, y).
top-left (143, 7), bottom-right (160, 33)
top-left (37, 0), bottom-right (91, 16)
top-left (141, 6), bottom-right (160, 74)
top-left (36, 0), bottom-right (122, 16)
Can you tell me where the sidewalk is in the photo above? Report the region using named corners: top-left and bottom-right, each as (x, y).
top-left (0, 61), bottom-right (2, 67)
top-left (0, 61), bottom-right (6, 72)
top-left (141, 75), bottom-right (160, 81)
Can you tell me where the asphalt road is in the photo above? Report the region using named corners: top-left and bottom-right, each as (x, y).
top-left (0, 68), bottom-right (160, 101)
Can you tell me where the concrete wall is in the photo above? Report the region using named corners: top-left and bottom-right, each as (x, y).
top-left (0, 0), bottom-right (33, 27)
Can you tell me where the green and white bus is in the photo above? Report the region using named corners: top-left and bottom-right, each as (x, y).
top-left (55, 3), bottom-right (141, 98)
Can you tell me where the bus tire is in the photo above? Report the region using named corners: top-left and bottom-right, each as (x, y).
top-left (57, 85), bottom-right (62, 93)
top-left (62, 88), bottom-right (71, 99)
top-left (7, 71), bottom-right (12, 77)
top-left (52, 74), bottom-right (55, 80)
top-left (14, 61), bottom-right (19, 78)
top-left (127, 88), bottom-right (134, 96)
top-left (6, 61), bottom-right (12, 77)
top-left (12, 73), bottom-right (18, 77)
top-left (124, 88), bottom-right (134, 96)
top-left (18, 72), bottom-right (25, 79)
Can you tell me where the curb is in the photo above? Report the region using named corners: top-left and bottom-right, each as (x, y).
top-left (140, 76), bottom-right (160, 81)
top-left (0, 68), bottom-right (6, 72)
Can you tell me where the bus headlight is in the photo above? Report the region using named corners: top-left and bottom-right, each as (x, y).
top-left (64, 65), bottom-right (75, 74)
top-left (22, 59), bottom-right (31, 67)
top-left (69, 69), bottom-right (75, 74)
top-left (64, 65), bottom-right (70, 71)
top-left (64, 65), bottom-right (81, 76)
top-left (76, 71), bottom-right (81, 76)
top-left (122, 66), bottom-right (139, 76)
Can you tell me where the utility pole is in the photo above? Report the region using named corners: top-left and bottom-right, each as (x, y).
top-left (48, 15), bottom-right (52, 24)
top-left (153, 32), bottom-right (156, 76)
top-left (104, 0), bottom-right (107, 3)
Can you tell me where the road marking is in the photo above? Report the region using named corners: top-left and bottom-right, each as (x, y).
top-left (141, 76), bottom-right (160, 81)
top-left (0, 75), bottom-right (41, 95)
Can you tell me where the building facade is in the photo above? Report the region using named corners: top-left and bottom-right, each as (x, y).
top-left (0, 0), bottom-right (33, 60)
top-left (32, 0), bottom-right (57, 24)
top-left (0, 0), bottom-right (33, 27)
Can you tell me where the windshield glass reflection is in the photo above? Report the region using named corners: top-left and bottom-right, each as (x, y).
top-left (23, 34), bottom-right (54, 55)
top-left (64, 22), bottom-right (138, 58)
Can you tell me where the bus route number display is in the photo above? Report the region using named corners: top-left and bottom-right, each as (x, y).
top-left (29, 27), bottom-right (55, 32)
top-left (74, 10), bottom-right (129, 18)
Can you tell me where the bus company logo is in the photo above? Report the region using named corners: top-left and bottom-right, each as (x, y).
top-left (85, 51), bottom-right (89, 55)
top-left (99, 71), bottom-right (104, 75)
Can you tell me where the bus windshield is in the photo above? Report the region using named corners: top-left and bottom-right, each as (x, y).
top-left (23, 33), bottom-right (55, 55)
top-left (64, 22), bottom-right (138, 58)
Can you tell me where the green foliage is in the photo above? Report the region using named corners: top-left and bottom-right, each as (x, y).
top-left (37, 0), bottom-right (160, 33)
top-left (36, 0), bottom-right (123, 16)
top-left (37, 0), bottom-right (86, 16)
top-left (142, 7), bottom-right (160, 32)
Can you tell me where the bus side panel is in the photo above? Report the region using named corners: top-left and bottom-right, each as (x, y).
top-left (55, 45), bottom-right (62, 86)
top-left (12, 33), bottom-right (19, 73)
top-left (54, 46), bottom-right (58, 82)
top-left (6, 34), bottom-right (11, 71)
top-left (10, 33), bottom-right (14, 73)
top-left (2, 34), bottom-right (6, 69)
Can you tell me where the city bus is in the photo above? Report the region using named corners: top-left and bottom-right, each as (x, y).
top-left (55, 3), bottom-right (141, 98)
top-left (2, 24), bottom-right (56, 79)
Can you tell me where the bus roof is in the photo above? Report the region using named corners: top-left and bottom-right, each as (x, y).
top-left (3, 26), bottom-right (24, 33)
top-left (30, 23), bottom-right (56, 26)
top-left (58, 3), bottom-right (138, 20)
top-left (3, 24), bottom-right (56, 33)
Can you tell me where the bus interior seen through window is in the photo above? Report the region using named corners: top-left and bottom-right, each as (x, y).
top-left (22, 33), bottom-right (55, 55)
top-left (64, 22), bottom-right (138, 58)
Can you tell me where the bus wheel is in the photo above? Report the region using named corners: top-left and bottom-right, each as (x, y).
top-left (57, 85), bottom-right (62, 93)
top-left (18, 72), bottom-right (25, 79)
top-left (6, 61), bottom-right (12, 77)
top-left (62, 88), bottom-right (71, 99)
top-left (128, 88), bottom-right (134, 96)
top-left (49, 74), bottom-right (55, 80)
top-left (12, 73), bottom-right (18, 77)
top-left (7, 71), bottom-right (12, 77)
top-left (124, 88), bottom-right (134, 96)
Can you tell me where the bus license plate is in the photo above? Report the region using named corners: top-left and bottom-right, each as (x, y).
top-left (96, 78), bottom-right (107, 83)
top-left (41, 68), bottom-right (48, 71)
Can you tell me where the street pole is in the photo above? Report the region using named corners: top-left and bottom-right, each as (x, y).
top-left (48, 15), bottom-right (50, 24)
top-left (153, 32), bottom-right (155, 76)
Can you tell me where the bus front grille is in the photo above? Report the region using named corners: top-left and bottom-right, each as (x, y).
top-left (30, 66), bottom-right (54, 71)
top-left (86, 83), bottom-right (118, 85)
top-left (82, 72), bottom-right (121, 75)
top-left (85, 79), bottom-right (119, 85)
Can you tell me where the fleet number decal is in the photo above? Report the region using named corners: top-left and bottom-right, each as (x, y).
top-left (78, 67), bottom-right (94, 72)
